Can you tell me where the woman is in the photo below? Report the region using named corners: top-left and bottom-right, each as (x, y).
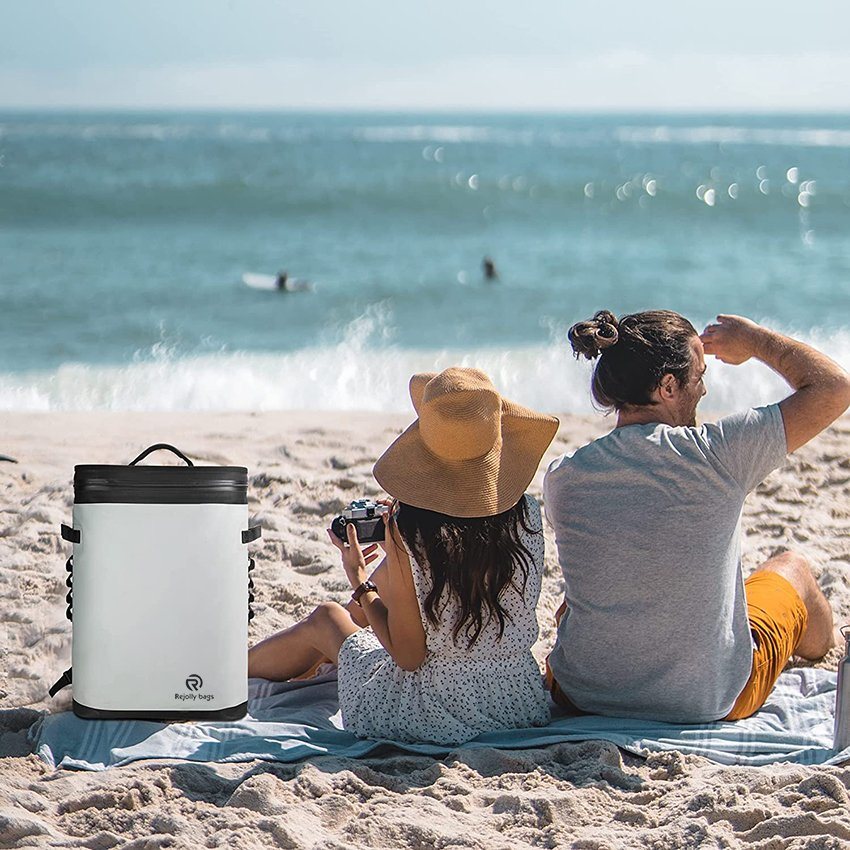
top-left (248, 366), bottom-right (559, 744)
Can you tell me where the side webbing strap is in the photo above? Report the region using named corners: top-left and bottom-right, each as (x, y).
top-left (48, 668), bottom-right (72, 698)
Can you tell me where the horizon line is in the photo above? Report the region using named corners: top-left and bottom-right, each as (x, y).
top-left (3, 105), bottom-right (850, 116)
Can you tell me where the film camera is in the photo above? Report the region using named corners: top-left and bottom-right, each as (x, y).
top-left (331, 499), bottom-right (389, 543)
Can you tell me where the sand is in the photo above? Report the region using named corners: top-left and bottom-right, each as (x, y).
top-left (2, 409), bottom-right (850, 849)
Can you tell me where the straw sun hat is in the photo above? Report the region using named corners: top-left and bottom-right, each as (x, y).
top-left (373, 367), bottom-right (559, 518)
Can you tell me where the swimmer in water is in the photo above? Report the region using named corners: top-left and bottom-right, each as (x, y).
top-left (276, 271), bottom-right (290, 291)
top-left (482, 256), bottom-right (499, 281)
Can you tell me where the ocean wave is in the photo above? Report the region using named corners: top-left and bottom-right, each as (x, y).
top-left (353, 125), bottom-right (538, 145)
top-left (0, 120), bottom-right (547, 146)
top-left (0, 122), bottom-right (197, 141)
top-left (0, 121), bottom-right (307, 143)
top-left (615, 125), bottom-right (850, 148)
top-left (2, 327), bottom-right (847, 414)
top-left (7, 118), bottom-right (850, 151)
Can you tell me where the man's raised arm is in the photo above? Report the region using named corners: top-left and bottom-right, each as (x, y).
top-left (701, 314), bottom-right (850, 453)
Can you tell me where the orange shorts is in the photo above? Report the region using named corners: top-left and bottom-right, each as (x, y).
top-left (723, 570), bottom-right (808, 720)
top-left (544, 570), bottom-right (809, 720)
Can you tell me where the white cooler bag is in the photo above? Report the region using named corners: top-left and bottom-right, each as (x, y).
top-left (49, 443), bottom-right (262, 721)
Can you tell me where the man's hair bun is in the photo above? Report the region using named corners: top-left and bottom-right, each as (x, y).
top-left (568, 310), bottom-right (620, 360)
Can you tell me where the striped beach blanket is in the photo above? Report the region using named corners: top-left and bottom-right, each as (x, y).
top-left (29, 668), bottom-right (849, 771)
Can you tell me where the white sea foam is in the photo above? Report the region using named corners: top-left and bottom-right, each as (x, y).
top-left (0, 121), bottom-right (529, 146)
top-left (615, 125), bottom-right (850, 149)
top-left (8, 119), bottom-right (849, 150)
top-left (0, 122), bottom-right (196, 141)
top-left (353, 125), bottom-right (536, 145)
top-left (2, 326), bottom-right (848, 415)
top-left (0, 122), bottom-right (308, 143)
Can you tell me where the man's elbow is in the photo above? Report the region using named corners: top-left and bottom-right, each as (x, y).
top-left (831, 371), bottom-right (850, 415)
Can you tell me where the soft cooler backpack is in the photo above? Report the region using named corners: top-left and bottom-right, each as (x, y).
top-left (49, 443), bottom-right (262, 721)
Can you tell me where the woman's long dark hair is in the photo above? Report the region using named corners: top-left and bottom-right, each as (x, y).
top-left (394, 496), bottom-right (535, 648)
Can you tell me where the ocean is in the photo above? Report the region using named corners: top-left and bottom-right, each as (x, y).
top-left (1, 111), bottom-right (849, 413)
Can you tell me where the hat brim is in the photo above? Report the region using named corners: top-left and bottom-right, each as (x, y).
top-left (373, 398), bottom-right (559, 518)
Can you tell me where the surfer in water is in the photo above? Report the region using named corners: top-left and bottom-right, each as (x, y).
top-left (274, 270), bottom-right (314, 293)
top-left (482, 256), bottom-right (499, 281)
top-left (242, 270), bottom-right (313, 292)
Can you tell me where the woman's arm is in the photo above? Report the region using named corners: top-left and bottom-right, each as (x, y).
top-left (344, 556), bottom-right (387, 628)
top-left (328, 515), bottom-right (427, 671)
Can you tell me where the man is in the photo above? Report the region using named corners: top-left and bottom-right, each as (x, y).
top-left (544, 310), bottom-right (850, 722)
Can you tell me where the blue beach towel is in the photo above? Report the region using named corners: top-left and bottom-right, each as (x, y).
top-left (28, 668), bottom-right (850, 771)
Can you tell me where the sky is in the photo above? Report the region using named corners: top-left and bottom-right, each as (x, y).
top-left (2, 1), bottom-right (850, 111)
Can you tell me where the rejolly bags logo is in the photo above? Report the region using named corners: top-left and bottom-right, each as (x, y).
top-left (175, 673), bottom-right (214, 702)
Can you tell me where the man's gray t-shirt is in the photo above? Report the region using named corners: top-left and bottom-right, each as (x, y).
top-left (543, 404), bottom-right (788, 723)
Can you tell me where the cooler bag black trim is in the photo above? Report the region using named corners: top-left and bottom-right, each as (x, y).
top-left (72, 699), bottom-right (249, 722)
top-left (74, 465), bottom-right (248, 504)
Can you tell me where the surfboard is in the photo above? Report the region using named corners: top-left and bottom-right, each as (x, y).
top-left (242, 273), bottom-right (313, 293)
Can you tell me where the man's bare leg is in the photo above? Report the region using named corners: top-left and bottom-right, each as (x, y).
top-left (751, 550), bottom-right (836, 659)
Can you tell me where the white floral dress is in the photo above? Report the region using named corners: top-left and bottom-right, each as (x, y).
top-left (337, 494), bottom-right (550, 744)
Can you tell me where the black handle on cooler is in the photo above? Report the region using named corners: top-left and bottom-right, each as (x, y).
top-left (128, 443), bottom-right (195, 467)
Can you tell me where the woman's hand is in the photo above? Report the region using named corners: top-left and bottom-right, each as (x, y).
top-left (327, 523), bottom-right (381, 589)
top-left (335, 500), bottom-right (427, 670)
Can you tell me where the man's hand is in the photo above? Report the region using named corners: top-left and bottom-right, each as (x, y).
top-left (702, 313), bottom-right (850, 453)
top-left (700, 315), bottom-right (764, 365)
